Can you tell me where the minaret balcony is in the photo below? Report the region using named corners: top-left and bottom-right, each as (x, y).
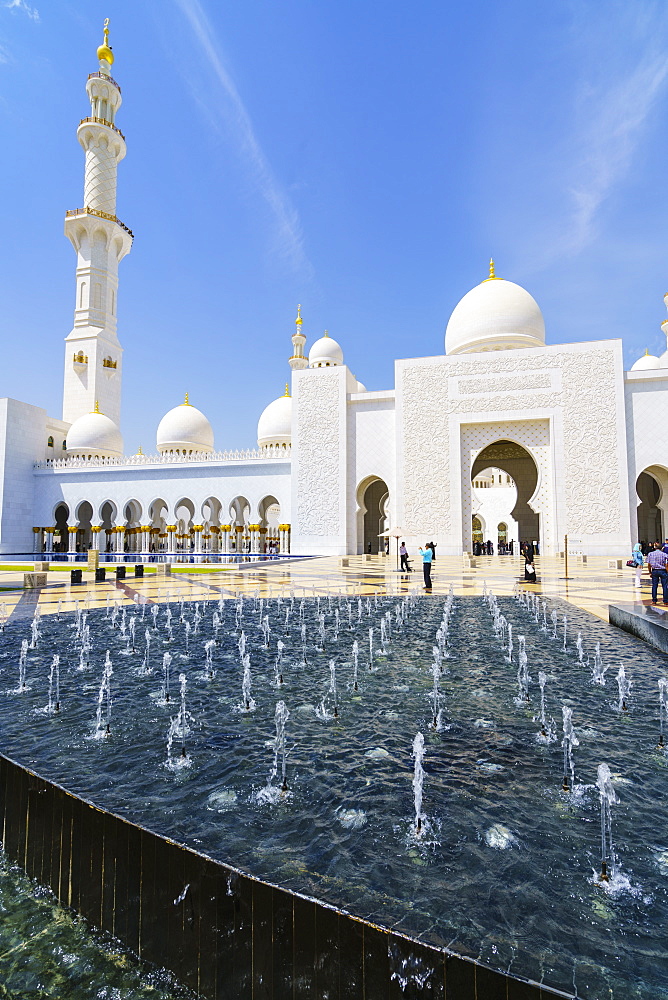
top-left (65, 206), bottom-right (134, 240)
top-left (102, 357), bottom-right (118, 378)
top-left (87, 71), bottom-right (121, 94)
top-left (79, 115), bottom-right (125, 140)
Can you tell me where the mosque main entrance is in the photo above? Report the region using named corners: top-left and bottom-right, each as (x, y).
top-left (470, 440), bottom-right (540, 550)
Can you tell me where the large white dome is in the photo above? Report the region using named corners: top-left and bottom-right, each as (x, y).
top-left (157, 396), bottom-right (214, 454)
top-left (309, 332), bottom-right (343, 368)
top-left (445, 266), bottom-right (545, 355)
top-left (66, 407), bottom-right (123, 458)
top-left (257, 389), bottom-right (292, 449)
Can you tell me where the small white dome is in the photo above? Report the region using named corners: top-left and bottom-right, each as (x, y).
top-left (157, 396), bottom-right (214, 454)
top-left (445, 267), bottom-right (545, 355)
top-left (257, 390), bottom-right (292, 448)
top-left (309, 332), bottom-right (343, 368)
top-left (630, 352), bottom-right (662, 372)
top-left (66, 408), bottom-right (123, 458)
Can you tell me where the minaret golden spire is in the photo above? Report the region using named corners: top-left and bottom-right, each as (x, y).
top-left (97, 18), bottom-right (114, 65)
top-left (184, 392), bottom-right (190, 405)
top-left (289, 304), bottom-right (308, 371)
top-left (284, 383), bottom-right (290, 397)
top-left (93, 400), bottom-right (100, 413)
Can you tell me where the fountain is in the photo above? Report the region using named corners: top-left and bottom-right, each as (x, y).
top-left (617, 664), bottom-right (631, 712)
top-left (412, 731), bottom-right (425, 835)
top-left (0, 590), bottom-right (666, 998)
top-left (659, 677), bottom-right (668, 748)
top-left (595, 762), bottom-right (618, 883)
top-left (561, 704), bottom-right (579, 791)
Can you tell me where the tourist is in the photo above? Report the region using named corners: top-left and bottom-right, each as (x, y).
top-left (647, 542), bottom-right (668, 604)
top-left (662, 538), bottom-right (668, 555)
top-left (427, 541), bottom-right (436, 562)
top-left (522, 540), bottom-right (536, 582)
top-left (419, 544), bottom-right (433, 592)
top-left (631, 542), bottom-right (644, 589)
top-left (399, 542), bottom-right (411, 573)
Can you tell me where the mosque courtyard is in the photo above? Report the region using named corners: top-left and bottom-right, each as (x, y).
top-left (0, 552), bottom-right (656, 624)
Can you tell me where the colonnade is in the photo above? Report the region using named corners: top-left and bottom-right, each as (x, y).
top-left (33, 522), bottom-right (291, 556)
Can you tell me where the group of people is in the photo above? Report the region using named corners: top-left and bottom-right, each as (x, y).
top-left (632, 539), bottom-right (668, 605)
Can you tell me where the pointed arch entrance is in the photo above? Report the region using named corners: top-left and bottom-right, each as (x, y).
top-left (636, 466), bottom-right (668, 545)
top-left (356, 477), bottom-right (389, 554)
top-left (470, 440), bottom-right (540, 551)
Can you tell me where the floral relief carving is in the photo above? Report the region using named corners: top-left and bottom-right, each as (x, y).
top-left (401, 363), bottom-right (451, 534)
top-left (561, 350), bottom-right (621, 533)
top-left (295, 372), bottom-right (341, 535)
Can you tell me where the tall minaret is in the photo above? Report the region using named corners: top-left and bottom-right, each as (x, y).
top-left (288, 304), bottom-right (309, 371)
top-left (62, 19), bottom-right (132, 428)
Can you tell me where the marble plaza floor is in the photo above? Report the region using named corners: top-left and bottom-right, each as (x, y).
top-left (0, 553), bottom-right (657, 623)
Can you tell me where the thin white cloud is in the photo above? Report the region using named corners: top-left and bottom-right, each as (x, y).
top-left (172, 0), bottom-right (311, 277)
top-left (3, 0), bottom-right (39, 22)
top-left (563, 51), bottom-right (668, 255)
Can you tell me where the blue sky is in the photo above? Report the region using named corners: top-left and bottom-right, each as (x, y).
top-left (1, 0), bottom-right (668, 453)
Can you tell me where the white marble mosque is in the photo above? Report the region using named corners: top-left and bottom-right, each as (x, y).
top-left (1, 24), bottom-right (668, 561)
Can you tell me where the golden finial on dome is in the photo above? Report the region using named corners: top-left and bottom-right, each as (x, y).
top-left (295, 304), bottom-right (303, 326)
top-left (97, 17), bottom-right (114, 66)
top-left (324, 329), bottom-right (329, 338)
top-left (136, 444), bottom-right (143, 456)
top-left (284, 383), bottom-right (290, 397)
top-left (482, 257), bottom-right (501, 282)
top-left (93, 400), bottom-right (100, 413)
top-left (184, 392), bottom-right (190, 405)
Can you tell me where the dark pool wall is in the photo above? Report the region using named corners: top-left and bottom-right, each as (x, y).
top-left (0, 754), bottom-right (569, 1000)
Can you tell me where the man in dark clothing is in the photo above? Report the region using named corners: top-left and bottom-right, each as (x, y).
top-left (648, 542), bottom-right (668, 604)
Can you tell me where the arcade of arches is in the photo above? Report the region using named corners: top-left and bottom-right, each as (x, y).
top-left (36, 495), bottom-right (290, 556)
top-left (471, 441), bottom-right (540, 548)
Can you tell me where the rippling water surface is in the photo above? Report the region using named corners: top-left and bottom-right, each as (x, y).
top-left (0, 591), bottom-right (667, 999)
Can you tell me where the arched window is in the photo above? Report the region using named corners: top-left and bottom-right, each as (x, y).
top-left (62, 440), bottom-right (67, 451)
top-left (47, 436), bottom-right (54, 447)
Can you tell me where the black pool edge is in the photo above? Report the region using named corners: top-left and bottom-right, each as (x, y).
top-left (0, 752), bottom-right (573, 1000)
top-left (608, 603), bottom-right (668, 654)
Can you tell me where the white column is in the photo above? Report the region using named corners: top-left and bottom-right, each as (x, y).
top-left (248, 524), bottom-right (260, 554)
top-left (166, 525), bottom-right (176, 552)
top-left (115, 526), bottom-right (125, 554)
top-left (220, 525), bottom-right (230, 554)
top-left (67, 526), bottom-right (78, 555)
top-left (33, 527), bottom-right (41, 553)
top-left (91, 525), bottom-right (101, 550)
top-left (45, 528), bottom-right (54, 554)
top-left (193, 525), bottom-right (203, 554)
